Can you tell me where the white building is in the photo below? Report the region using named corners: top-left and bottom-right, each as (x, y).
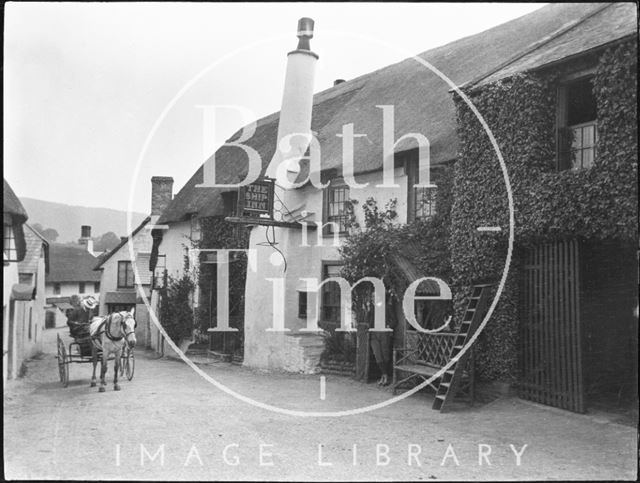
top-left (4, 180), bottom-right (49, 382)
top-left (94, 177), bottom-right (173, 349)
top-left (44, 230), bottom-right (101, 328)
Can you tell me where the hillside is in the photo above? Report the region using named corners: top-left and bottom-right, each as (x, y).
top-left (21, 198), bottom-right (147, 243)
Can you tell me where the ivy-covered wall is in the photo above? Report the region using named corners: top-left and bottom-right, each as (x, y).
top-left (451, 39), bottom-right (637, 382)
top-left (196, 217), bottom-right (249, 343)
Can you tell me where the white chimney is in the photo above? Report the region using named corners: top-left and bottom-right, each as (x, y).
top-left (78, 225), bottom-right (95, 256)
top-left (267, 17), bottom-right (318, 186)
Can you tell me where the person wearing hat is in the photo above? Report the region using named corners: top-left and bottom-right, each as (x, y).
top-left (67, 295), bottom-right (98, 339)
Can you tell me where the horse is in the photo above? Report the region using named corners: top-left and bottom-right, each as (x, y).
top-left (89, 310), bottom-right (137, 392)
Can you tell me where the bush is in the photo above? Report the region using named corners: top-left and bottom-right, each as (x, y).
top-left (159, 274), bottom-right (196, 344)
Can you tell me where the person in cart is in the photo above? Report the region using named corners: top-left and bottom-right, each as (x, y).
top-left (66, 295), bottom-right (98, 340)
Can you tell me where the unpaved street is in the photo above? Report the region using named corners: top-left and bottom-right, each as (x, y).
top-left (4, 329), bottom-right (637, 481)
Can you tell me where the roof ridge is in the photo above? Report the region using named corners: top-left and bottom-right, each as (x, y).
top-left (459, 3), bottom-right (613, 90)
top-left (94, 216), bottom-right (151, 269)
top-left (24, 223), bottom-right (49, 244)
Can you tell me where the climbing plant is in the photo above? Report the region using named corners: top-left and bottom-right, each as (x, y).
top-left (159, 272), bottom-right (196, 347)
top-left (195, 216), bottom-right (249, 343)
top-left (451, 39), bottom-right (637, 382)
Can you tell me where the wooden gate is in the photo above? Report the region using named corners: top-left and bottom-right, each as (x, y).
top-left (520, 239), bottom-right (585, 413)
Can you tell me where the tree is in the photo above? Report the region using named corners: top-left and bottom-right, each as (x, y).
top-left (31, 223), bottom-right (59, 242)
top-left (93, 232), bottom-right (121, 252)
top-left (41, 228), bottom-right (59, 242)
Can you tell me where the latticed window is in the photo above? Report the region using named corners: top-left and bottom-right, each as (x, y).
top-left (407, 155), bottom-right (437, 221)
top-left (325, 185), bottom-right (350, 234)
top-left (3, 223), bottom-right (18, 262)
top-left (558, 76), bottom-right (598, 170)
top-left (414, 187), bottom-right (437, 220)
top-left (321, 263), bottom-right (343, 324)
top-left (117, 261), bottom-right (134, 288)
top-left (568, 122), bottom-right (597, 169)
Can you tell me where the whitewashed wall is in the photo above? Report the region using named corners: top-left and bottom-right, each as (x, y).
top-left (243, 167), bottom-right (410, 372)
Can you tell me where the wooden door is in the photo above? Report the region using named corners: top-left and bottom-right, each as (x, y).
top-left (520, 239), bottom-right (585, 413)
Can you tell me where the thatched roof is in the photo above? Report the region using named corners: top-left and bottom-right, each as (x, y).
top-left (159, 3), bottom-right (616, 225)
top-left (19, 224), bottom-right (49, 275)
top-left (470, 3), bottom-right (637, 89)
top-left (4, 179), bottom-right (28, 221)
top-left (4, 179), bottom-right (28, 261)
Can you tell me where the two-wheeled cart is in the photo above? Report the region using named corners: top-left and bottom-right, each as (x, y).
top-left (56, 332), bottom-right (134, 387)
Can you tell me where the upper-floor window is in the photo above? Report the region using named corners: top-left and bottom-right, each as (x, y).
top-left (323, 182), bottom-right (350, 235)
top-left (558, 77), bottom-right (598, 171)
top-left (117, 261), bottom-right (134, 288)
top-left (406, 156), bottom-right (437, 222)
top-left (3, 223), bottom-right (18, 262)
top-left (53, 283), bottom-right (61, 295)
top-left (221, 191), bottom-right (238, 217)
top-left (79, 282), bottom-right (85, 294)
top-left (190, 214), bottom-right (201, 242)
top-left (153, 254), bottom-right (167, 290)
top-left (94, 282), bottom-right (100, 293)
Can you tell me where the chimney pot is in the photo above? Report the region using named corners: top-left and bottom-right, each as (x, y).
top-left (334, 79), bottom-right (346, 86)
top-left (297, 17), bottom-right (314, 38)
top-left (78, 225), bottom-right (94, 255)
top-left (296, 17), bottom-right (315, 51)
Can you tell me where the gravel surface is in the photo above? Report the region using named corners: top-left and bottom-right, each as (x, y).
top-left (4, 328), bottom-right (637, 480)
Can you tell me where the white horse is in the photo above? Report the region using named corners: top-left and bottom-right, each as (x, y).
top-left (90, 310), bottom-right (137, 392)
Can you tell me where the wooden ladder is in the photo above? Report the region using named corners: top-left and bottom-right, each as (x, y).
top-left (432, 284), bottom-right (493, 412)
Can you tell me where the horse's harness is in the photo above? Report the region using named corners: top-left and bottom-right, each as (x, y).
top-left (94, 312), bottom-right (136, 343)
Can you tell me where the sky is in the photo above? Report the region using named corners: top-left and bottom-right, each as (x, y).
top-left (4, 2), bottom-right (545, 214)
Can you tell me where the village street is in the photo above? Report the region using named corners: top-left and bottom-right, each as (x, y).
top-left (3, 328), bottom-right (637, 481)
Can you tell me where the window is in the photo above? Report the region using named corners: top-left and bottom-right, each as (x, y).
top-left (79, 282), bottom-right (85, 294)
top-left (3, 223), bottom-right (18, 262)
top-left (45, 311), bottom-right (56, 329)
top-left (324, 183), bottom-right (350, 235)
top-left (221, 191), bottom-right (238, 217)
top-left (53, 283), bottom-right (61, 295)
top-left (406, 156), bottom-right (437, 221)
top-left (19, 273), bottom-right (34, 285)
top-left (108, 303), bottom-right (135, 313)
top-left (94, 282), bottom-right (100, 293)
top-left (190, 214), bottom-right (201, 242)
top-left (117, 261), bottom-right (134, 288)
top-left (558, 77), bottom-right (598, 170)
top-left (298, 291), bottom-right (308, 319)
top-left (321, 263), bottom-right (343, 324)
top-left (153, 255), bottom-right (167, 289)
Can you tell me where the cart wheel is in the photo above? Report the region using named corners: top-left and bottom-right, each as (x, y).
top-left (57, 334), bottom-right (69, 387)
top-left (122, 347), bottom-right (135, 381)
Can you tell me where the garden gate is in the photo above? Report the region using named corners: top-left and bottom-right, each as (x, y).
top-left (520, 239), bottom-right (585, 413)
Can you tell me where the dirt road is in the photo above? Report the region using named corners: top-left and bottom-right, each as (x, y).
top-left (4, 330), bottom-right (637, 480)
